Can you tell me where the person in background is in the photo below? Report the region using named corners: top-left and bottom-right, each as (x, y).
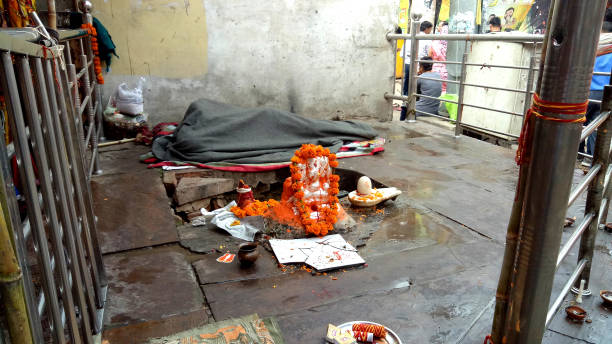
top-left (580, 8), bottom-right (612, 165)
top-left (485, 14), bottom-right (495, 33)
top-left (489, 16), bottom-right (502, 33)
top-left (430, 21), bottom-right (448, 93)
top-left (415, 57), bottom-right (442, 117)
top-left (400, 21), bottom-right (434, 120)
top-left (503, 7), bottom-right (516, 31)
top-left (418, 21), bottom-right (434, 60)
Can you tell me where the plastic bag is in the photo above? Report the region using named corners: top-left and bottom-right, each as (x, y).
top-left (112, 77), bottom-right (145, 115)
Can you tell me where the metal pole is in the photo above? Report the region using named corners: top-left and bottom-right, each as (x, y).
top-left (390, 30), bottom-right (398, 121)
top-left (490, 2), bottom-right (555, 341)
top-left (573, 86), bottom-right (612, 295)
top-left (387, 33), bottom-right (544, 42)
top-left (407, 20), bottom-right (420, 123)
top-left (504, 1), bottom-right (607, 343)
top-left (454, 52), bottom-right (468, 137)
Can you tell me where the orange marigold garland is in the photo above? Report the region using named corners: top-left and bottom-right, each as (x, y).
top-left (231, 199), bottom-right (279, 218)
top-left (81, 23), bottom-right (104, 84)
top-left (288, 144), bottom-right (340, 236)
top-left (230, 144), bottom-right (340, 236)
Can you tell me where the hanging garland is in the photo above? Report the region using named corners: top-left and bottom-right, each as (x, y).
top-left (288, 144), bottom-right (340, 236)
top-left (81, 23), bottom-right (104, 84)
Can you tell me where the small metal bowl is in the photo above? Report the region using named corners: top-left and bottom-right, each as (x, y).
top-left (565, 305), bottom-right (587, 321)
top-left (600, 290), bottom-right (612, 306)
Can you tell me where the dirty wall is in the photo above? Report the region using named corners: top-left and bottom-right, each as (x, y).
top-left (91, 0), bottom-right (398, 124)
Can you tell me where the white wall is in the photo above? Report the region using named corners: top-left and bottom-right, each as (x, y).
top-left (99, 0), bottom-right (398, 123)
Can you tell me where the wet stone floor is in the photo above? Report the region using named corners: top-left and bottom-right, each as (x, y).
top-left (94, 120), bottom-right (612, 344)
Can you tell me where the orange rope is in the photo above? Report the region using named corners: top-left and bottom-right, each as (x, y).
top-left (41, 46), bottom-right (61, 89)
top-left (515, 93), bottom-right (588, 165)
top-left (484, 334), bottom-right (494, 344)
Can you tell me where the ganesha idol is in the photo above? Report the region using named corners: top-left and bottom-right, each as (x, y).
top-left (269, 144), bottom-right (341, 236)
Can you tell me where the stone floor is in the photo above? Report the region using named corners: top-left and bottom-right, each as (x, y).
top-left (95, 119), bottom-right (612, 344)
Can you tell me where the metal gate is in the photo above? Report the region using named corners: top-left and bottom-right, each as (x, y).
top-left (0, 29), bottom-right (106, 343)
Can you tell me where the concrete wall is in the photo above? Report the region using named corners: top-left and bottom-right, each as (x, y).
top-left (91, 0), bottom-right (397, 123)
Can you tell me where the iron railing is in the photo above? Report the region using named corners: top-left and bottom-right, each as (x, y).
top-left (545, 87), bottom-right (612, 326)
top-left (59, 29), bottom-right (103, 178)
top-left (0, 26), bottom-right (106, 343)
top-left (386, 26), bottom-right (611, 141)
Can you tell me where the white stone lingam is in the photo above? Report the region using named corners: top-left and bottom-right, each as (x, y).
top-left (348, 176), bottom-right (401, 207)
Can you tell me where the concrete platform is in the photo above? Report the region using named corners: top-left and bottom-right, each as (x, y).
top-left (95, 120), bottom-right (612, 344)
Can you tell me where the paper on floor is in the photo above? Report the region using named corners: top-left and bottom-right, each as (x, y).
top-left (269, 234), bottom-right (365, 271)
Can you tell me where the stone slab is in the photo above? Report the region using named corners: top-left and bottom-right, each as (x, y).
top-left (102, 309), bottom-right (209, 344)
top-left (177, 225), bottom-right (245, 254)
top-left (275, 263), bottom-right (500, 344)
top-left (92, 169), bottom-right (178, 254)
top-left (174, 177), bottom-right (234, 205)
top-left (97, 144), bottom-right (151, 176)
top-left (103, 247), bottom-right (206, 330)
top-left (203, 242), bottom-right (470, 321)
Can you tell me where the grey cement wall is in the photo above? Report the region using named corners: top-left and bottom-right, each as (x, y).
top-left (101, 1), bottom-right (397, 124)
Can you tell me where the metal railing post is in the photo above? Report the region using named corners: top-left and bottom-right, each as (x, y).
top-left (407, 20), bottom-right (420, 123)
top-left (573, 85), bottom-right (612, 295)
top-left (503, 1), bottom-right (607, 343)
top-left (523, 56), bottom-right (537, 116)
top-left (454, 52), bottom-right (468, 137)
top-left (390, 30), bottom-right (398, 121)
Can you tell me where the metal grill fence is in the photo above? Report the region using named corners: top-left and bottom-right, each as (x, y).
top-left (0, 28), bottom-right (105, 343)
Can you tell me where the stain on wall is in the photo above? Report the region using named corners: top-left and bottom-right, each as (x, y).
top-left (93, 0), bottom-right (396, 123)
top-left (91, 0), bottom-right (207, 78)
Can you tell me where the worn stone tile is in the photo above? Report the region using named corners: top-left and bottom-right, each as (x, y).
top-left (92, 169), bottom-right (178, 253)
top-left (273, 264), bottom-right (499, 344)
top-left (103, 247), bottom-right (206, 329)
top-left (178, 225), bottom-right (245, 254)
top-left (193, 248), bottom-right (282, 285)
top-left (202, 244), bottom-right (468, 321)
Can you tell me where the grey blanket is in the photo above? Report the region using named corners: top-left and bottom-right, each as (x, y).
top-left (152, 99), bottom-right (378, 164)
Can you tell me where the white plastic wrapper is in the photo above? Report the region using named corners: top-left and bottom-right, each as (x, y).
top-left (191, 201), bottom-right (261, 241)
top-left (112, 77), bottom-right (145, 115)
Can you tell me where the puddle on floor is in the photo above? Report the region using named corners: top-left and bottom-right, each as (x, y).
top-left (340, 199), bottom-right (459, 258)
